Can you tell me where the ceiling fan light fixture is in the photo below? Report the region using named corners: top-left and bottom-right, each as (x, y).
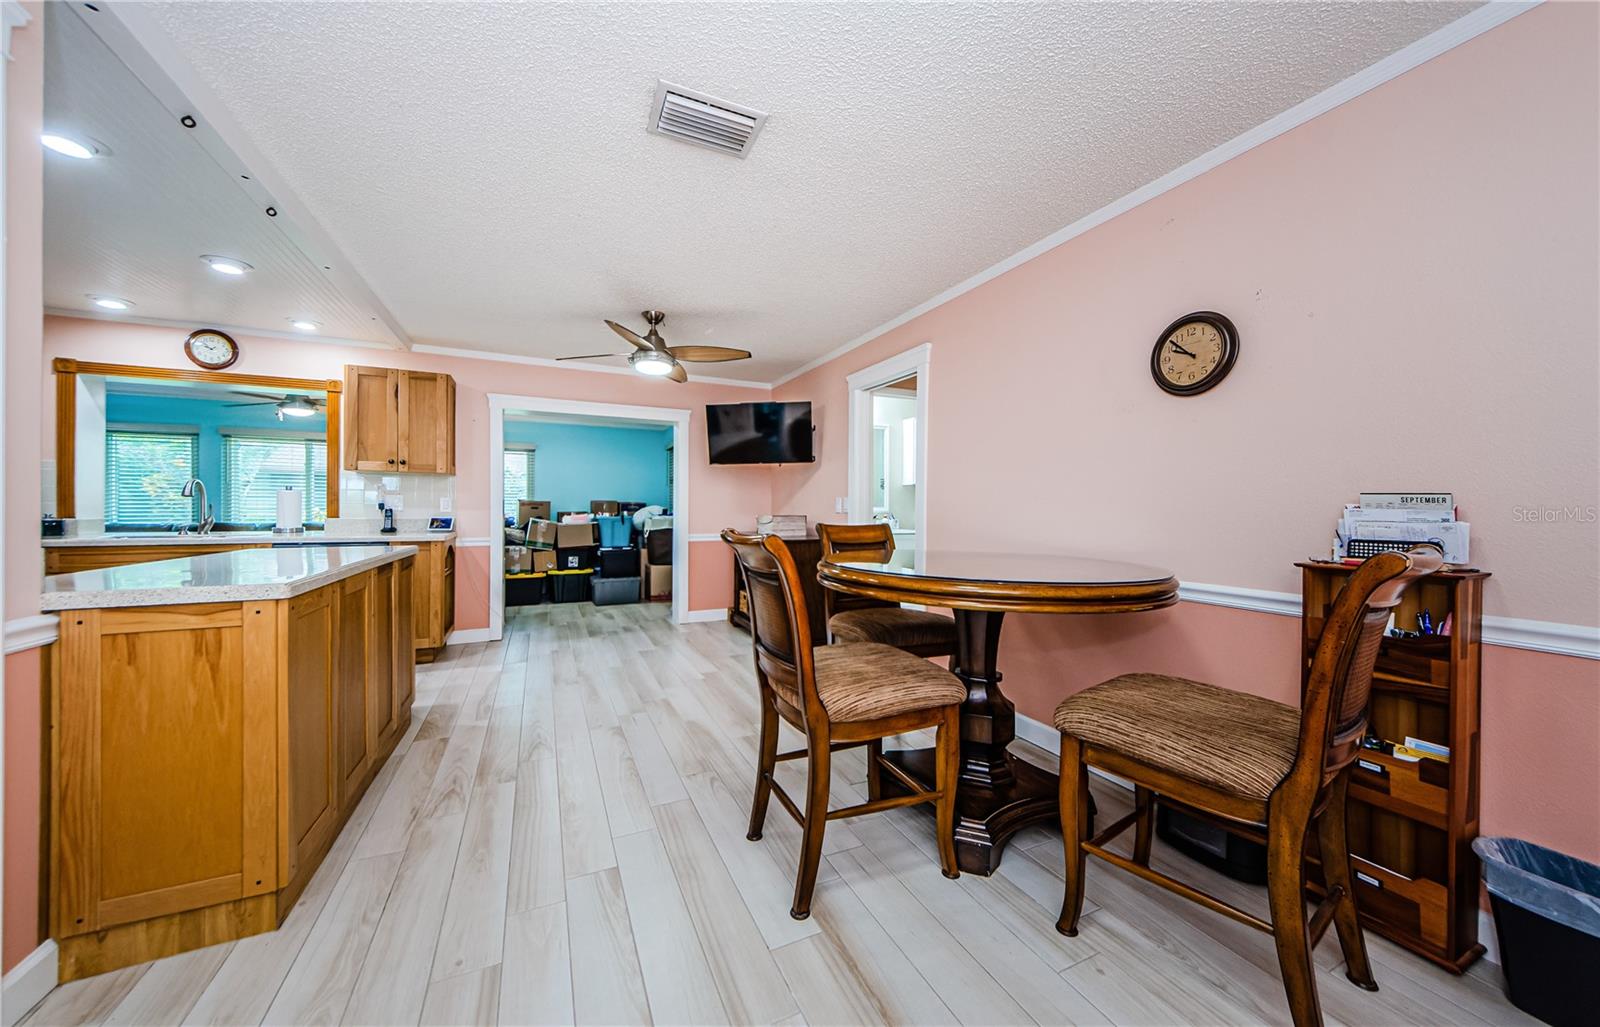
top-left (630, 351), bottom-right (677, 377)
top-left (277, 396), bottom-right (318, 418)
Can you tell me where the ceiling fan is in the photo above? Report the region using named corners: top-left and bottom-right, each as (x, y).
top-left (223, 392), bottom-right (326, 420)
top-left (559, 310), bottom-right (752, 383)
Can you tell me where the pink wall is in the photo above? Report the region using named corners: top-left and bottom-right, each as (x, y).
top-left (774, 3), bottom-right (1600, 859)
top-left (4, 2), bottom-right (45, 974)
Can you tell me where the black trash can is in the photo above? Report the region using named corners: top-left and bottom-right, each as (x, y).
top-left (1472, 837), bottom-right (1600, 1027)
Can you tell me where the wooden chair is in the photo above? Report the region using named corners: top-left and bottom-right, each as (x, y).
top-left (723, 529), bottom-right (966, 919)
top-left (1053, 546), bottom-right (1444, 1027)
top-left (815, 522), bottom-right (958, 658)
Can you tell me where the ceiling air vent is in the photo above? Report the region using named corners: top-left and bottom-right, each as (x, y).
top-left (649, 80), bottom-right (768, 158)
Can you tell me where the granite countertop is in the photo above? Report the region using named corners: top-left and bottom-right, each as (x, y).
top-left (42, 544), bottom-right (420, 610)
top-left (43, 529), bottom-right (455, 547)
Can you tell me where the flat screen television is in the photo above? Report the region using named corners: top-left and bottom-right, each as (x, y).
top-left (706, 401), bottom-right (814, 464)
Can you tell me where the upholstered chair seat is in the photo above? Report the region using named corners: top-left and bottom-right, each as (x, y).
top-left (827, 607), bottom-right (959, 651)
top-left (1054, 672), bottom-right (1301, 804)
top-left (792, 643), bottom-right (967, 722)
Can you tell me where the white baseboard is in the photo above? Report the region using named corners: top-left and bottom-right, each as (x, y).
top-left (1478, 909), bottom-right (1500, 965)
top-left (1015, 711), bottom-right (1062, 757)
top-left (682, 608), bottom-right (728, 624)
top-left (445, 627), bottom-right (494, 645)
top-left (2, 941), bottom-right (57, 1027)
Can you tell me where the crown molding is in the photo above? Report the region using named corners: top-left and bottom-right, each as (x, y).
top-left (771, 1), bottom-right (1541, 388)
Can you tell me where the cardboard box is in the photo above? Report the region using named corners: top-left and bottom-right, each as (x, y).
top-left (530, 549), bottom-right (556, 574)
top-left (589, 500), bottom-right (620, 515)
top-left (505, 546), bottom-right (533, 573)
top-left (556, 521), bottom-right (597, 548)
top-left (517, 499), bottom-right (552, 525)
top-left (525, 518), bottom-right (560, 550)
top-left (646, 563), bottom-right (673, 598)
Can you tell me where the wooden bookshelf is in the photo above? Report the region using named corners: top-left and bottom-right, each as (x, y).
top-left (1296, 560), bottom-right (1488, 973)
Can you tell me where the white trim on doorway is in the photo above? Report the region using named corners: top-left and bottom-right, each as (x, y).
top-left (486, 394), bottom-right (691, 639)
top-left (846, 343), bottom-right (931, 572)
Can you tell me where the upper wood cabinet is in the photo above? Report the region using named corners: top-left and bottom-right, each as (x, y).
top-left (344, 366), bottom-right (455, 473)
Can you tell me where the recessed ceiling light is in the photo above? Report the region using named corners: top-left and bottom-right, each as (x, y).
top-left (200, 255), bottom-right (252, 276)
top-left (41, 133), bottom-right (105, 159)
top-left (88, 295), bottom-right (133, 310)
top-left (288, 319), bottom-right (321, 332)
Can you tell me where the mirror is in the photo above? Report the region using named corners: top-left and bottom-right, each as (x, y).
top-left (52, 359), bottom-right (342, 529)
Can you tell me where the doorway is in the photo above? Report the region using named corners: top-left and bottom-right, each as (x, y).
top-left (847, 343), bottom-right (930, 571)
top-left (487, 394), bottom-right (690, 640)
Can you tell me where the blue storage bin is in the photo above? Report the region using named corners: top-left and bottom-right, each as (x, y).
top-left (595, 515), bottom-right (631, 548)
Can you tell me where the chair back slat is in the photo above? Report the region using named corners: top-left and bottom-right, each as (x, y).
top-left (723, 530), bottom-right (824, 727)
top-left (1292, 546), bottom-right (1444, 791)
top-left (816, 522), bottom-right (898, 619)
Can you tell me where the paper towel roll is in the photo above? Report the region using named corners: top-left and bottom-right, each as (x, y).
top-left (276, 487), bottom-right (304, 531)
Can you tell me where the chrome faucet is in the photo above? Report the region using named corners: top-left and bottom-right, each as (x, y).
top-left (180, 478), bottom-right (215, 535)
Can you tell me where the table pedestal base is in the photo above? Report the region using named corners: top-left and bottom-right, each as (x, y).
top-left (880, 747), bottom-right (1083, 875)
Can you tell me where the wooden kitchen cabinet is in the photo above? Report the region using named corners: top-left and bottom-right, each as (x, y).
top-left (343, 365), bottom-right (455, 473)
top-left (412, 539), bottom-right (456, 661)
top-left (50, 556), bottom-right (416, 980)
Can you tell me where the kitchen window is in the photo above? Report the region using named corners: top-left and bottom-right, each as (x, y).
top-left (105, 429), bottom-right (200, 528)
top-left (221, 432), bottom-right (328, 526)
top-left (503, 447), bottom-right (536, 519)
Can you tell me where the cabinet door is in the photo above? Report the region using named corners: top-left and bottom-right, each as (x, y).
top-left (397, 371), bottom-right (455, 473)
top-left (345, 365), bottom-right (399, 471)
top-left (411, 542), bottom-right (435, 650)
top-left (53, 603), bottom-right (276, 935)
top-left (440, 543), bottom-right (456, 638)
top-left (284, 589), bottom-right (339, 885)
top-left (336, 573), bottom-right (373, 805)
top-left (395, 556), bottom-right (417, 713)
top-left (368, 563), bottom-right (399, 754)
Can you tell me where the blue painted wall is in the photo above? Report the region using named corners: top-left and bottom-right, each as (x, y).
top-left (502, 420), bottom-right (672, 515)
top-left (104, 393), bottom-right (327, 492)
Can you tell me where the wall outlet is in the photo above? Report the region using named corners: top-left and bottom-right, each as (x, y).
top-left (439, 496), bottom-right (452, 512)
top-left (835, 496), bottom-right (847, 514)
top-left (387, 495), bottom-right (403, 512)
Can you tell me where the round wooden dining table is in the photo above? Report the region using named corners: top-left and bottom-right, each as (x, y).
top-left (817, 551), bottom-right (1179, 875)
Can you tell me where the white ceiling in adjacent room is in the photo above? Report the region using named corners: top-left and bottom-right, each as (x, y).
top-left (51, 2), bottom-right (1476, 381)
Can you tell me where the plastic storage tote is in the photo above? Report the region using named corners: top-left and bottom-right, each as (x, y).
top-left (1472, 836), bottom-right (1600, 1027)
top-left (504, 573), bottom-right (547, 607)
top-left (593, 576), bottom-right (641, 606)
top-left (550, 569), bottom-right (593, 604)
top-left (595, 515), bottom-right (631, 548)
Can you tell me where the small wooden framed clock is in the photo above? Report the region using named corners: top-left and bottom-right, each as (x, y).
top-left (1151, 311), bottom-right (1238, 396)
top-left (184, 328), bottom-right (240, 370)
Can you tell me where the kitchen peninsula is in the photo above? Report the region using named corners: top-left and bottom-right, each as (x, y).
top-left (43, 545), bottom-right (417, 981)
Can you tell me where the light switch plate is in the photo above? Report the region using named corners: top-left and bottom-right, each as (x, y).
top-left (835, 496), bottom-right (847, 514)
top-left (439, 496), bottom-right (452, 512)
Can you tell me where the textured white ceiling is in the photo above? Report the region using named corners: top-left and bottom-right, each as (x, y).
top-left (82, 2), bottom-right (1473, 381)
top-left (41, 5), bottom-right (395, 344)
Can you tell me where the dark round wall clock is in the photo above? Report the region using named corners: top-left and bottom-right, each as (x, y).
top-left (184, 328), bottom-right (240, 370)
top-left (1151, 311), bottom-right (1238, 396)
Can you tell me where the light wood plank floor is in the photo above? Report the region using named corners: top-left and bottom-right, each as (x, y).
top-left (22, 603), bottom-right (1533, 1027)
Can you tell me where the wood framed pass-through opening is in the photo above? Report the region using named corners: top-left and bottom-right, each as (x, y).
top-left (51, 357), bottom-right (343, 522)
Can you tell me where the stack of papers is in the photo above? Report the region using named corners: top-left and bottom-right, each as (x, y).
top-left (1336, 493), bottom-right (1470, 563)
